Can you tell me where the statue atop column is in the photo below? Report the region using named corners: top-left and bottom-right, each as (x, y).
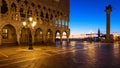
top-left (106, 5), bottom-right (112, 10)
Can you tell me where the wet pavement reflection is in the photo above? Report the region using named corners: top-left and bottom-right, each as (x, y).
top-left (0, 41), bottom-right (120, 68)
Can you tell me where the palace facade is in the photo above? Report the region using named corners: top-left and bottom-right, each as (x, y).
top-left (0, 0), bottom-right (70, 45)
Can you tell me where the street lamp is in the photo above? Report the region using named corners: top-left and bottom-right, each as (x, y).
top-left (89, 30), bottom-right (94, 42)
top-left (22, 17), bottom-right (37, 50)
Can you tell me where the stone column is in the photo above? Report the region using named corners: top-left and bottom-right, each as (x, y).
top-left (60, 19), bottom-right (62, 27)
top-left (17, 32), bottom-right (20, 45)
top-left (58, 20), bottom-right (60, 27)
top-left (48, 14), bottom-right (50, 23)
top-left (43, 32), bottom-right (46, 44)
top-left (8, 5), bottom-right (12, 20)
top-left (17, 6), bottom-right (20, 21)
top-left (43, 13), bottom-right (46, 24)
top-left (57, 19), bottom-right (59, 27)
top-left (67, 21), bottom-right (69, 28)
top-left (0, 30), bottom-right (2, 45)
top-left (43, 35), bottom-right (46, 44)
top-left (67, 33), bottom-right (70, 43)
top-left (52, 33), bottom-right (55, 44)
top-left (32, 9), bottom-right (34, 17)
top-left (25, 10), bottom-right (27, 20)
top-left (106, 12), bottom-right (110, 40)
top-left (105, 5), bottom-right (112, 42)
top-left (64, 20), bottom-right (66, 27)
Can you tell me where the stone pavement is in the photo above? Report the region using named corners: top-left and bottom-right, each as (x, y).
top-left (0, 41), bottom-right (120, 68)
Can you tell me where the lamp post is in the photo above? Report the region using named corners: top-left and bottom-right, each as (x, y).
top-left (22, 17), bottom-right (37, 50)
top-left (89, 30), bottom-right (93, 42)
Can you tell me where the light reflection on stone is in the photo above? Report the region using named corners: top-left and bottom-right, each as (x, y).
top-left (113, 42), bottom-right (119, 59)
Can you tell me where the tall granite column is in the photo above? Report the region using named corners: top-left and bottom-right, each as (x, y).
top-left (105, 5), bottom-right (112, 42)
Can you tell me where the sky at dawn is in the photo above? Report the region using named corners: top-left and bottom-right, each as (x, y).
top-left (70, 0), bottom-right (120, 35)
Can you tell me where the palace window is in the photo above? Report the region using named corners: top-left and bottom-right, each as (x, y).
top-left (31, 3), bottom-right (35, 7)
top-left (24, 0), bottom-right (28, 5)
top-left (38, 5), bottom-right (41, 9)
top-left (27, 7), bottom-right (32, 17)
top-left (20, 8), bottom-right (25, 18)
top-left (11, 3), bottom-right (18, 20)
top-left (1, 0), bottom-right (8, 14)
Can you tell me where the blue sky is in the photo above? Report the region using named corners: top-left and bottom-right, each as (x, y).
top-left (70, 0), bottom-right (120, 35)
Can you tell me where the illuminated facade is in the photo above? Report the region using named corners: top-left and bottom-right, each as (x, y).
top-left (0, 0), bottom-right (70, 45)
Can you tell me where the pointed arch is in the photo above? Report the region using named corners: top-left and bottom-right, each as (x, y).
top-left (55, 30), bottom-right (61, 40)
top-left (19, 3), bottom-right (26, 18)
top-left (34, 28), bottom-right (43, 44)
top-left (1, 0), bottom-right (8, 14)
top-left (24, 0), bottom-right (28, 5)
top-left (1, 24), bottom-right (17, 45)
top-left (55, 30), bottom-right (61, 45)
top-left (27, 7), bottom-right (32, 17)
top-left (38, 4), bottom-right (41, 9)
top-left (62, 31), bottom-right (67, 40)
top-left (20, 28), bottom-right (32, 45)
top-left (40, 11), bottom-right (44, 21)
top-left (46, 29), bottom-right (53, 43)
top-left (31, 2), bottom-right (35, 7)
top-left (35, 9), bottom-right (38, 16)
top-left (11, 2), bottom-right (18, 20)
top-left (11, 2), bottom-right (17, 12)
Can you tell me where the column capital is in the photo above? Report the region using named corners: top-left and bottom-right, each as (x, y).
top-left (105, 9), bottom-right (111, 14)
top-left (105, 4), bottom-right (112, 14)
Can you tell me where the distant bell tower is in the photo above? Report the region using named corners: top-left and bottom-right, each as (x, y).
top-left (98, 28), bottom-right (100, 38)
top-left (105, 4), bottom-right (112, 42)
